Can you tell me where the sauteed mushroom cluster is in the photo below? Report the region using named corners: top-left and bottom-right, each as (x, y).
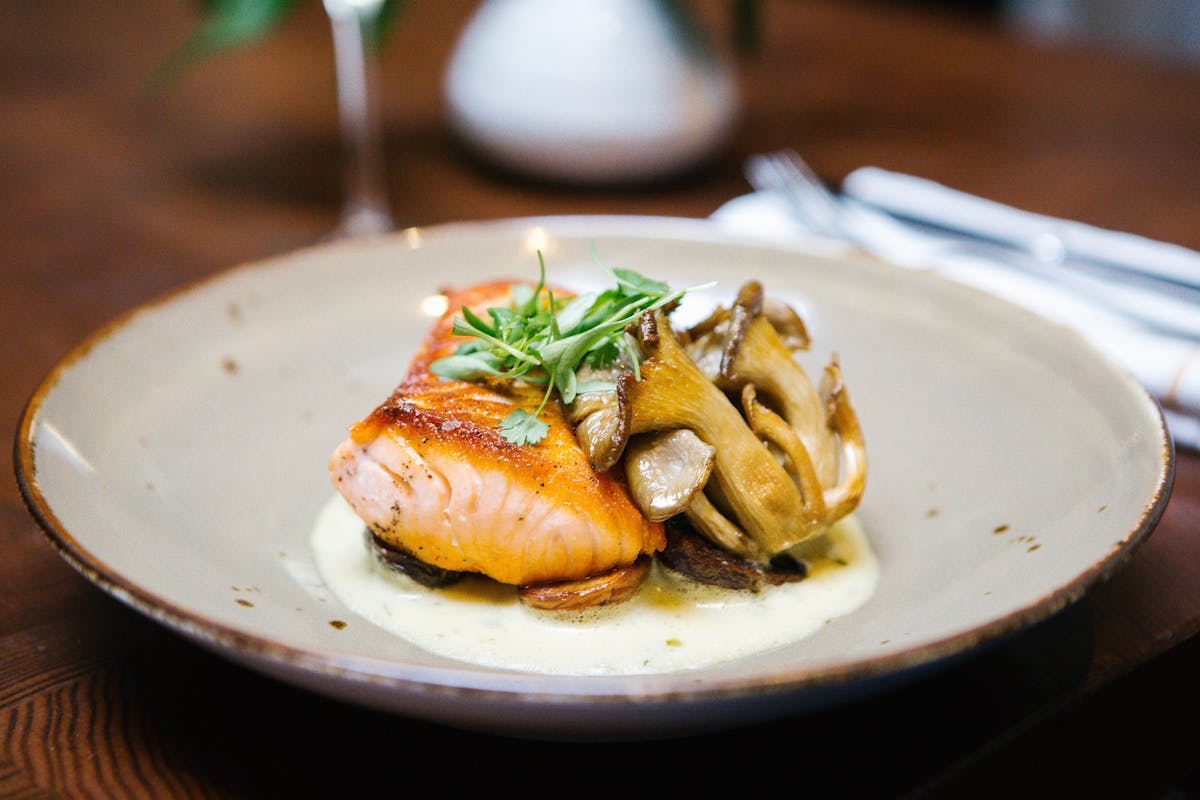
top-left (568, 281), bottom-right (866, 590)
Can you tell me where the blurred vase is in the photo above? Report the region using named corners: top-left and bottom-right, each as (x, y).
top-left (444, 0), bottom-right (740, 185)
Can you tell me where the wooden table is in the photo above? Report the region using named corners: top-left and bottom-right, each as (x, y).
top-left (6, 2), bottom-right (1200, 796)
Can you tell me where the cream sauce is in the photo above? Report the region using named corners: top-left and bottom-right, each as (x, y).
top-left (310, 494), bottom-right (879, 675)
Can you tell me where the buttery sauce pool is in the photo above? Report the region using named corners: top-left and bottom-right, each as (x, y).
top-left (311, 494), bottom-right (879, 675)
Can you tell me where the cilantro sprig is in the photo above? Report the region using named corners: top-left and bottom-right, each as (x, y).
top-left (430, 252), bottom-right (701, 445)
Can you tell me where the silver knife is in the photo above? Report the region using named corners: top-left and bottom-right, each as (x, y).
top-left (841, 166), bottom-right (1200, 292)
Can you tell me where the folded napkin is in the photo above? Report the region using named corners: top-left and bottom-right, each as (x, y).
top-left (710, 185), bottom-right (1200, 452)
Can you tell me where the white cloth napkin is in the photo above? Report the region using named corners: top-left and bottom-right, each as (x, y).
top-left (710, 188), bottom-right (1200, 452)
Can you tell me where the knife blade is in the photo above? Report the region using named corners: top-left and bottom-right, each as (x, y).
top-left (841, 166), bottom-right (1200, 292)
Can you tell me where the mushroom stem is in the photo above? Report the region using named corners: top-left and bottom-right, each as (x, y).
top-left (818, 360), bottom-right (867, 522)
top-left (684, 490), bottom-right (760, 559)
top-left (718, 282), bottom-right (840, 486)
top-left (740, 383), bottom-right (826, 530)
top-left (626, 310), bottom-right (812, 556)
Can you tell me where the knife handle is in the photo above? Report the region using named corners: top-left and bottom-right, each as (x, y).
top-left (842, 166), bottom-right (1200, 291)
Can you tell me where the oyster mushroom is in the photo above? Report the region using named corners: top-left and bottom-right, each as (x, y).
top-left (682, 489), bottom-right (759, 559)
top-left (623, 429), bottom-right (716, 522)
top-left (762, 296), bottom-right (812, 352)
top-left (817, 358), bottom-right (868, 523)
top-left (565, 365), bottom-right (630, 472)
top-left (686, 281), bottom-right (866, 519)
top-left (561, 283), bottom-right (865, 586)
top-left (624, 309), bottom-right (812, 556)
top-left (740, 383), bottom-right (826, 530)
top-left (685, 296), bottom-right (810, 354)
top-left (711, 281), bottom-right (841, 486)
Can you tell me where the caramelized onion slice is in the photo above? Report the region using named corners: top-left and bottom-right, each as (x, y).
top-left (518, 557), bottom-right (652, 610)
top-left (367, 529), bottom-right (467, 588)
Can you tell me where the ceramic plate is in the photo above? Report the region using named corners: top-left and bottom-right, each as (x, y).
top-left (15, 216), bottom-right (1173, 740)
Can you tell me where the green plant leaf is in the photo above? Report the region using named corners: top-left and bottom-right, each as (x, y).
top-left (611, 266), bottom-right (670, 296)
top-left (428, 252), bottom-right (704, 446)
top-left (152, 0), bottom-right (300, 86)
top-left (499, 409), bottom-right (550, 446)
top-left (428, 353), bottom-right (509, 382)
top-left (152, 0), bottom-right (409, 88)
top-left (190, 0), bottom-right (299, 48)
top-left (575, 379), bottom-right (617, 395)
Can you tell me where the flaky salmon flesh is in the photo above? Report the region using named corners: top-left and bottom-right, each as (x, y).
top-left (329, 280), bottom-right (665, 587)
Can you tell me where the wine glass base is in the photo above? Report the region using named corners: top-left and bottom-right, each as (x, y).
top-left (332, 205), bottom-right (395, 239)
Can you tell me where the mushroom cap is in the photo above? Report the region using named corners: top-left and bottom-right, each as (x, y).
top-left (624, 429), bottom-right (716, 522)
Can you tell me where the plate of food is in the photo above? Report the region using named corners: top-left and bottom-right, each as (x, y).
top-left (15, 216), bottom-right (1172, 740)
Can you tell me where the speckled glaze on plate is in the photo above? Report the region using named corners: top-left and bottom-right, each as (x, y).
top-left (14, 216), bottom-right (1173, 740)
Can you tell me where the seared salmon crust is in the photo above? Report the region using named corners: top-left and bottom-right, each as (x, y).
top-left (329, 280), bottom-right (666, 587)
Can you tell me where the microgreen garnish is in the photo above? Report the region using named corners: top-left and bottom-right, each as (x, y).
top-left (497, 408), bottom-right (548, 446)
top-left (430, 252), bottom-right (704, 445)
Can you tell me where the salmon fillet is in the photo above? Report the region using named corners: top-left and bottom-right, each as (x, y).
top-left (329, 280), bottom-right (666, 587)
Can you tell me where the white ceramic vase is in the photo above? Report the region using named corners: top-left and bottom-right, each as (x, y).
top-left (444, 0), bottom-right (740, 184)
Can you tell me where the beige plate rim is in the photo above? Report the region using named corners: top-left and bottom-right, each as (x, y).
top-left (13, 215), bottom-right (1175, 737)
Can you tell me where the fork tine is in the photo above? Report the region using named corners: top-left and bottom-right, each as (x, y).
top-left (771, 150), bottom-right (840, 206)
top-left (745, 149), bottom-right (846, 237)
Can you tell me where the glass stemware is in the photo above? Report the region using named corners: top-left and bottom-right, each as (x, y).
top-left (322, 0), bottom-right (395, 237)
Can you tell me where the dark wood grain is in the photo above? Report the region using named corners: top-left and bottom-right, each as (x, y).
top-left (5, 1), bottom-right (1200, 796)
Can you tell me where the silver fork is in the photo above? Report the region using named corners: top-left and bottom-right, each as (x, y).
top-left (742, 148), bottom-right (1200, 342)
top-left (740, 149), bottom-right (1200, 450)
top-left (744, 149), bottom-right (848, 239)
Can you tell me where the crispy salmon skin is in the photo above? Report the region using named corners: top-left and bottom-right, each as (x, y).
top-left (329, 280), bottom-right (665, 587)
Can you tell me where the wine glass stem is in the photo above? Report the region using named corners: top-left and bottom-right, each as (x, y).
top-left (324, 0), bottom-right (394, 237)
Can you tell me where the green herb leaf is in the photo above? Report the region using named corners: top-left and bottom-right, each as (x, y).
top-left (428, 353), bottom-right (509, 382)
top-left (152, 0), bottom-right (409, 89)
top-left (499, 409), bottom-right (550, 446)
top-left (612, 266), bottom-right (670, 296)
top-left (427, 251), bottom-right (703, 446)
top-left (556, 365), bottom-right (579, 406)
top-left (554, 292), bottom-right (597, 335)
top-left (576, 379), bottom-right (618, 395)
top-left (459, 304), bottom-right (497, 337)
